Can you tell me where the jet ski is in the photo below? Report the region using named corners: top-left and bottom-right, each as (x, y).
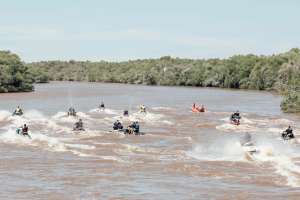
top-left (99, 107), bottom-right (105, 111)
top-left (113, 125), bottom-right (123, 131)
top-left (191, 107), bottom-right (207, 113)
top-left (123, 126), bottom-right (145, 135)
top-left (281, 132), bottom-right (297, 140)
top-left (237, 142), bottom-right (260, 155)
top-left (230, 118), bottom-right (240, 125)
top-left (16, 129), bottom-right (31, 139)
top-left (73, 127), bottom-right (85, 131)
top-left (68, 109), bottom-right (76, 117)
top-left (123, 114), bottom-right (130, 119)
top-left (12, 110), bottom-right (23, 116)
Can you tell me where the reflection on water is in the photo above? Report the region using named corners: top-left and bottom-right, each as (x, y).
top-left (0, 81), bottom-right (300, 199)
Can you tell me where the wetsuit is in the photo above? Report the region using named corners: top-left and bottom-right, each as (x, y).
top-left (22, 126), bottom-right (31, 139)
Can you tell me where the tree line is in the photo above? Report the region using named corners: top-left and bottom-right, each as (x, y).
top-left (0, 51), bottom-right (34, 93)
top-left (1, 48), bottom-right (299, 112)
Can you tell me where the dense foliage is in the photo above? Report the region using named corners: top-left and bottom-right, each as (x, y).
top-left (0, 51), bottom-right (34, 93)
top-left (2, 49), bottom-right (300, 112)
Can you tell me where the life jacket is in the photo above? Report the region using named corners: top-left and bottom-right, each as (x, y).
top-left (16, 108), bottom-right (20, 113)
top-left (135, 123), bottom-right (139, 129)
top-left (141, 106), bottom-right (145, 111)
top-left (101, 104), bottom-right (104, 107)
top-left (192, 103), bottom-right (195, 108)
top-left (23, 127), bottom-right (28, 133)
top-left (124, 110), bottom-right (128, 115)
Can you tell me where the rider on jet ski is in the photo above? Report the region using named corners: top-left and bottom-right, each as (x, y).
top-left (68, 107), bottom-right (76, 116)
top-left (282, 126), bottom-right (294, 138)
top-left (14, 106), bottom-right (22, 115)
top-left (123, 108), bottom-right (129, 117)
top-left (141, 105), bottom-right (146, 113)
top-left (113, 120), bottom-right (123, 130)
top-left (234, 110), bottom-right (241, 119)
top-left (100, 102), bottom-right (105, 109)
top-left (198, 105), bottom-right (205, 112)
top-left (75, 119), bottom-right (84, 130)
top-left (21, 124), bottom-right (31, 139)
top-left (240, 132), bottom-right (251, 146)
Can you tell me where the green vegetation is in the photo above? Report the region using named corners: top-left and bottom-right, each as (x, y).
top-left (2, 49), bottom-right (300, 112)
top-left (0, 51), bottom-right (34, 93)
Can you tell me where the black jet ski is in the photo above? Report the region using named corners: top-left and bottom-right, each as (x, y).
top-left (112, 123), bottom-right (123, 131)
top-left (123, 126), bottom-right (145, 135)
top-left (12, 110), bottom-right (23, 116)
top-left (281, 132), bottom-right (297, 140)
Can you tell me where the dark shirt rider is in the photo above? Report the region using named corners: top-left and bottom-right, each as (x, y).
top-left (75, 119), bottom-right (83, 129)
top-left (100, 102), bottom-right (105, 108)
top-left (234, 111), bottom-right (240, 117)
top-left (124, 109), bottom-right (129, 115)
top-left (285, 126), bottom-right (293, 137)
top-left (114, 120), bottom-right (121, 127)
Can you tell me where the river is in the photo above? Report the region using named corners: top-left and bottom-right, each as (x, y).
top-left (0, 81), bottom-right (300, 199)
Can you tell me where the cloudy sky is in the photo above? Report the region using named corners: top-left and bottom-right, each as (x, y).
top-left (0, 0), bottom-right (299, 62)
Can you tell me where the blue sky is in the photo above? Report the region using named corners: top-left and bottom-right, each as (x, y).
top-left (0, 0), bottom-right (299, 62)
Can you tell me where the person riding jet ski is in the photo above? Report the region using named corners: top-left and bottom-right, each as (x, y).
top-left (113, 120), bottom-right (123, 130)
top-left (13, 106), bottom-right (23, 116)
top-left (135, 122), bottom-right (140, 133)
top-left (198, 105), bottom-right (205, 112)
top-left (21, 124), bottom-right (31, 139)
top-left (140, 105), bottom-right (146, 114)
top-left (74, 119), bottom-right (85, 131)
top-left (123, 108), bottom-right (129, 117)
top-left (282, 126), bottom-right (294, 138)
top-left (100, 102), bottom-right (105, 110)
top-left (232, 110), bottom-right (241, 119)
top-left (68, 107), bottom-right (76, 116)
top-left (239, 132), bottom-right (251, 146)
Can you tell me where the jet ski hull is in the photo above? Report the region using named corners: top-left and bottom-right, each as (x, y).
top-left (281, 134), bottom-right (297, 140)
top-left (237, 142), bottom-right (260, 155)
top-left (12, 112), bottom-right (23, 116)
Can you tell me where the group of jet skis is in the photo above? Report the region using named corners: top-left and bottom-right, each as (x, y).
top-left (192, 103), bottom-right (296, 155)
top-left (12, 104), bottom-right (297, 149)
top-left (69, 103), bottom-right (146, 135)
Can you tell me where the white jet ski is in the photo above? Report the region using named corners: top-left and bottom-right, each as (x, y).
top-left (237, 142), bottom-right (260, 155)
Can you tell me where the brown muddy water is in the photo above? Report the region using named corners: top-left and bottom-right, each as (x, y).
top-left (1, 81), bottom-right (300, 199)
